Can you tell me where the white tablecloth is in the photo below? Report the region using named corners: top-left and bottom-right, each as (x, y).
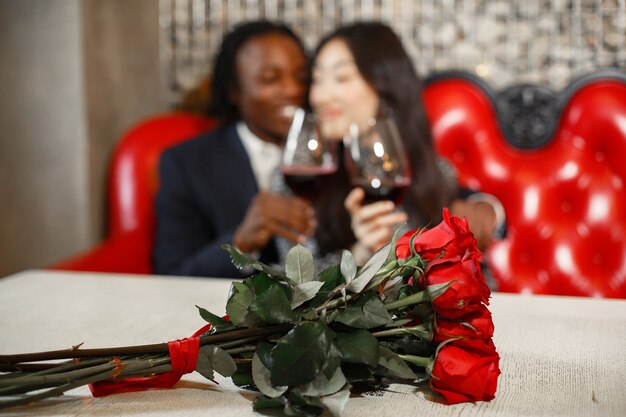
top-left (1, 270), bottom-right (625, 416)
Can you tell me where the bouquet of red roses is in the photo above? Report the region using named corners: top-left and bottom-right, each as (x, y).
top-left (0, 209), bottom-right (500, 415)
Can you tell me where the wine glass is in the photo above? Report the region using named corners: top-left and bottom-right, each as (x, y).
top-left (344, 116), bottom-right (410, 205)
top-left (281, 108), bottom-right (337, 199)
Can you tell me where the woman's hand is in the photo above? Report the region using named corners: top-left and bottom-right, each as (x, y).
top-left (233, 192), bottom-right (316, 253)
top-left (344, 188), bottom-right (408, 264)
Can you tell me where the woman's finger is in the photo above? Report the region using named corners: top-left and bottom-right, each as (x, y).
top-left (352, 200), bottom-right (401, 226)
top-left (344, 188), bottom-right (365, 215)
top-left (359, 225), bottom-right (394, 252)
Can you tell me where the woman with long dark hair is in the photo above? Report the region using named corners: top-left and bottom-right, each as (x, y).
top-left (307, 22), bottom-right (498, 264)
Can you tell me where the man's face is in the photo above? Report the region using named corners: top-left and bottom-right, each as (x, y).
top-left (234, 33), bottom-right (308, 145)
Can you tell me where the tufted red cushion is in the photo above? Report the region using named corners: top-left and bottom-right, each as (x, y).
top-left (51, 113), bottom-right (215, 274)
top-left (424, 72), bottom-right (626, 298)
top-left (108, 113), bottom-right (216, 239)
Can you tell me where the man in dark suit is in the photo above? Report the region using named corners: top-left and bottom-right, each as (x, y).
top-left (153, 21), bottom-right (314, 277)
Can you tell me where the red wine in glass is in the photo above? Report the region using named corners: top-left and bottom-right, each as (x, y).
top-left (281, 109), bottom-right (337, 199)
top-left (353, 177), bottom-right (410, 205)
top-left (344, 117), bottom-right (410, 206)
top-left (281, 165), bottom-right (336, 200)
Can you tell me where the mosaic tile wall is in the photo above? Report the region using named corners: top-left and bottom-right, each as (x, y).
top-left (159, 0), bottom-right (626, 106)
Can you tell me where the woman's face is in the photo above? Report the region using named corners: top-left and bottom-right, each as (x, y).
top-left (309, 39), bottom-right (379, 141)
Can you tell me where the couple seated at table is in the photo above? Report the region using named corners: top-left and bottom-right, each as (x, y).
top-left (152, 20), bottom-right (500, 279)
top-left (51, 19), bottom-right (626, 297)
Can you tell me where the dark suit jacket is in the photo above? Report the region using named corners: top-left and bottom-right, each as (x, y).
top-left (153, 123), bottom-right (278, 277)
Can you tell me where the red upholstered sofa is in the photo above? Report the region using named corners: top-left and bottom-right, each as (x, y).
top-left (52, 70), bottom-right (626, 298)
top-left (50, 113), bottom-right (215, 274)
top-left (424, 69), bottom-right (626, 298)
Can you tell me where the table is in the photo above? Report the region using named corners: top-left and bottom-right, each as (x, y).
top-left (1, 270), bottom-right (625, 416)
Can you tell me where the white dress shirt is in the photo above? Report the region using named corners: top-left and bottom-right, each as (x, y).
top-left (236, 122), bottom-right (282, 191)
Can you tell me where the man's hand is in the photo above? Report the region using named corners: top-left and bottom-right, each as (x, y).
top-left (233, 192), bottom-right (316, 253)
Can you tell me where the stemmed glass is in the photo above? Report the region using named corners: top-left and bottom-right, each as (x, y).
top-left (344, 116), bottom-right (410, 204)
top-left (280, 108), bottom-right (337, 199)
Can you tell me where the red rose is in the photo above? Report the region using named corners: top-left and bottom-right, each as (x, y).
top-left (433, 303), bottom-right (494, 344)
top-left (430, 338), bottom-right (500, 404)
top-left (396, 208), bottom-right (481, 263)
top-left (425, 251), bottom-right (491, 318)
top-left (395, 232), bottom-right (417, 260)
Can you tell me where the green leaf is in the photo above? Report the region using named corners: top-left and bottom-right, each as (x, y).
top-left (249, 285), bottom-right (296, 324)
top-left (225, 282), bottom-right (255, 326)
top-left (301, 308), bottom-right (319, 321)
top-left (392, 336), bottom-right (435, 356)
top-left (253, 389), bottom-right (326, 416)
top-left (252, 352), bottom-right (288, 398)
top-left (332, 307), bottom-right (362, 327)
top-left (252, 396), bottom-right (284, 412)
top-left (340, 250), bottom-right (357, 283)
top-left (320, 385), bottom-right (351, 417)
top-left (408, 229), bottom-right (424, 258)
top-left (291, 281), bottom-right (325, 308)
top-left (221, 244), bottom-right (282, 276)
top-left (299, 367), bottom-right (346, 396)
top-left (335, 330), bottom-right (380, 367)
top-left (269, 322), bottom-right (336, 386)
top-left (317, 264), bottom-right (345, 288)
top-left (195, 346), bottom-right (215, 381)
top-left (243, 272), bottom-right (293, 304)
top-left (196, 345), bottom-right (237, 380)
top-left (377, 346), bottom-right (418, 380)
top-left (322, 343), bottom-right (342, 380)
top-left (244, 272), bottom-right (277, 296)
top-left (388, 224), bottom-right (407, 261)
top-left (231, 369), bottom-right (254, 387)
top-left (334, 293), bottom-right (393, 329)
top-left (386, 318), bottom-right (413, 327)
top-left (346, 242), bottom-right (392, 293)
top-left (426, 281), bottom-right (453, 301)
top-left (380, 276), bottom-right (404, 303)
top-left (341, 363), bottom-right (374, 384)
top-left (213, 346), bottom-right (237, 377)
top-left (309, 265), bottom-right (345, 307)
top-left (195, 305), bottom-right (228, 326)
top-left (285, 391), bottom-right (326, 417)
top-left (285, 244), bottom-right (315, 284)
top-left (255, 341), bottom-right (275, 369)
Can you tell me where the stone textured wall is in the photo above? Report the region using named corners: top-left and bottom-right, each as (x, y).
top-left (160, 0), bottom-right (626, 104)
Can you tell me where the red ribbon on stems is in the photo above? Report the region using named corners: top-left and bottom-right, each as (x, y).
top-left (89, 323), bottom-right (213, 397)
